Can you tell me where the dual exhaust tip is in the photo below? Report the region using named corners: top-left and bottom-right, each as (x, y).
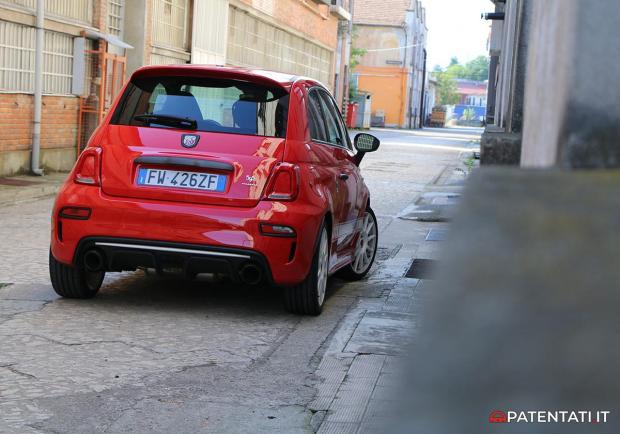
top-left (83, 249), bottom-right (105, 272)
top-left (239, 262), bottom-right (263, 285)
top-left (82, 248), bottom-right (263, 285)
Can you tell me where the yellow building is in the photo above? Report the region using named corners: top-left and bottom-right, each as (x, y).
top-left (353, 0), bottom-right (427, 128)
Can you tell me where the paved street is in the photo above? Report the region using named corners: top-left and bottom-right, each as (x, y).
top-left (0, 127), bottom-right (478, 433)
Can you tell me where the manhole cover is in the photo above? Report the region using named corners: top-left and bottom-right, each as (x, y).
top-left (404, 259), bottom-right (437, 279)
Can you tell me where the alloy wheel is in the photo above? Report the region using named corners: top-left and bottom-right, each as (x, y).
top-left (316, 229), bottom-right (329, 306)
top-left (351, 212), bottom-right (377, 274)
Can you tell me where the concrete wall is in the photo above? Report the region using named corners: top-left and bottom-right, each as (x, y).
top-left (481, 0), bottom-right (530, 165)
top-left (521, 0), bottom-right (620, 168)
top-left (123, 0), bottom-right (149, 76)
top-left (356, 25), bottom-right (406, 67)
top-left (493, 0), bottom-right (530, 133)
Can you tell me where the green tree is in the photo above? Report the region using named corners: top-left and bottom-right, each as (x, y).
top-left (436, 71), bottom-right (459, 105)
top-left (461, 108), bottom-right (476, 121)
top-left (446, 62), bottom-right (466, 79)
top-left (438, 56), bottom-right (490, 81)
top-left (463, 56), bottom-right (490, 81)
top-left (349, 26), bottom-right (367, 99)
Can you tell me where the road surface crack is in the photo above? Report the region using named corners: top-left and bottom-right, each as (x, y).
top-left (10, 333), bottom-right (164, 355)
top-left (0, 363), bottom-right (38, 379)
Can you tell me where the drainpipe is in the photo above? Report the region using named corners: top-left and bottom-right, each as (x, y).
top-left (402, 21), bottom-right (410, 129)
top-left (31, 0), bottom-right (44, 175)
top-left (418, 48), bottom-right (427, 129)
top-left (343, 0), bottom-right (354, 110)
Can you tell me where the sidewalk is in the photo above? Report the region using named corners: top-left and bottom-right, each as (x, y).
top-left (310, 159), bottom-right (467, 433)
top-left (0, 172), bottom-right (67, 207)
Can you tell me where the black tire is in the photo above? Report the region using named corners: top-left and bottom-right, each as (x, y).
top-left (338, 208), bottom-right (378, 281)
top-left (49, 250), bottom-right (104, 299)
top-left (284, 221), bottom-right (329, 316)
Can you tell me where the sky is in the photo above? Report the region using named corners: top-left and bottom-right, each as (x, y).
top-left (424, 0), bottom-right (492, 69)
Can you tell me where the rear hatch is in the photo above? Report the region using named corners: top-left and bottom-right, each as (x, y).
top-left (101, 69), bottom-right (289, 207)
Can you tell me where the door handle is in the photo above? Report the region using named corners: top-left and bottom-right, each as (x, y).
top-left (338, 173), bottom-right (349, 181)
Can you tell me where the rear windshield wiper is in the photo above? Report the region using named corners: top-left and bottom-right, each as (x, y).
top-left (134, 114), bottom-right (197, 130)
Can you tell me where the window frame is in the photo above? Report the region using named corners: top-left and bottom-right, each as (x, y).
top-left (307, 86), bottom-right (353, 153)
top-left (307, 88), bottom-right (327, 143)
top-left (110, 76), bottom-right (290, 139)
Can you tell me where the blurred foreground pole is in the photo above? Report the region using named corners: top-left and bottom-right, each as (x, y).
top-left (397, 1), bottom-right (620, 432)
top-left (400, 169), bottom-right (620, 434)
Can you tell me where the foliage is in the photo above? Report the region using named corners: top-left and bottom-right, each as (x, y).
top-left (461, 108), bottom-right (476, 121)
top-left (463, 156), bottom-right (476, 173)
top-left (433, 56), bottom-right (490, 106)
top-left (349, 26), bottom-right (367, 99)
top-left (442, 56), bottom-right (490, 81)
top-left (461, 56), bottom-right (491, 81)
top-left (435, 71), bottom-right (459, 106)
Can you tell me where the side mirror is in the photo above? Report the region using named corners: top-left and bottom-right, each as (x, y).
top-left (353, 133), bottom-right (380, 165)
top-left (354, 133), bottom-right (380, 153)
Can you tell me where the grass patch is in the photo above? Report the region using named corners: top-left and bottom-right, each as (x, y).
top-left (463, 156), bottom-right (476, 173)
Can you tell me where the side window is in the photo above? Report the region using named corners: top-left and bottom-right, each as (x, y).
top-left (317, 94), bottom-right (342, 146)
top-left (324, 92), bottom-right (353, 151)
top-left (308, 90), bottom-right (327, 142)
top-left (317, 90), bottom-right (348, 148)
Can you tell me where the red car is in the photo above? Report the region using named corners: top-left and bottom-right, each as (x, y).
top-left (49, 65), bottom-right (380, 315)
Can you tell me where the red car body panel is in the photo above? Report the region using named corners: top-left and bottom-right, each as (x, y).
top-left (51, 65), bottom-right (370, 286)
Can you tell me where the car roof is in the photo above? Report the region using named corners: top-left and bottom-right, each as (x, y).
top-left (131, 64), bottom-right (324, 91)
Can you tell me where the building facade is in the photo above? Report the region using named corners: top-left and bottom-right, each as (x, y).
top-left (483, 0), bottom-right (620, 168)
top-left (481, 0), bottom-right (530, 164)
top-left (0, 0), bottom-right (351, 177)
top-left (352, 0), bottom-right (427, 129)
top-left (456, 79), bottom-right (487, 108)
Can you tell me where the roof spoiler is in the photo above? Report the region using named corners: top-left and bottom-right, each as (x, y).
top-left (130, 65), bottom-right (293, 91)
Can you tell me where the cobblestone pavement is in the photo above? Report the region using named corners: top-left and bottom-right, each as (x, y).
top-left (0, 127), bottom-right (478, 433)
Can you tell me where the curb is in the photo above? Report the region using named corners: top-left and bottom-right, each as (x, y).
top-left (0, 174), bottom-right (66, 207)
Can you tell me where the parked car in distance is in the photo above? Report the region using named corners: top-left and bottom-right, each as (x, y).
top-left (49, 65), bottom-right (380, 315)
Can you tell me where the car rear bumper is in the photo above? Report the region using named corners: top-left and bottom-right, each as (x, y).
top-left (51, 183), bottom-right (324, 286)
top-left (76, 237), bottom-right (273, 285)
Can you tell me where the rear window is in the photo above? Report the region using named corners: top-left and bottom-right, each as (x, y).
top-left (111, 76), bottom-right (289, 138)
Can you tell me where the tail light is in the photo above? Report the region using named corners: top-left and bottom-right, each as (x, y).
top-left (260, 223), bottom-right (296, 237)
top-left (264, 163), bottom-right (300, 201)
top-left (59, 207), bottom-right (91, 220)
top-left (74, 148), bottom-right (101, 186)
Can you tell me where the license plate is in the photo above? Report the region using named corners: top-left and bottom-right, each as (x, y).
top-left (137, 168), bottom-right (226, 192)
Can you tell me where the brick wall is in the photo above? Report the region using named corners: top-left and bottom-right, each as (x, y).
top-left (0, 94), bottom-right (78, 152)
top-left (0, 94), bottom-right (79, 174)
top-left (0, 0), bottom-right (108, 176)
top-left (238, 0), bottom-right (338, 49)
